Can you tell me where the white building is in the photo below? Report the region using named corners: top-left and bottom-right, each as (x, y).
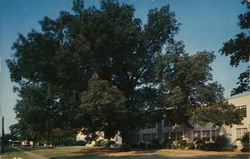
top-left (136, 94), bottom-right (250, 148)
top-left (76, 131), bottom-right (122, 147)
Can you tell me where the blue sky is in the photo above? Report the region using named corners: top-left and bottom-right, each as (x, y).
top-left (0, 0), bottom-right (248, 132)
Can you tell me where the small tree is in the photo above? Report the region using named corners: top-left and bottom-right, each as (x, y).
top-left (241, 132), bottom-right (249, 152)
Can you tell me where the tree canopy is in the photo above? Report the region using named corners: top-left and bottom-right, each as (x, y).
top-left (7, 0), bottom-right (243, 146)
top-left (220, 1), bottom-right (250, 95)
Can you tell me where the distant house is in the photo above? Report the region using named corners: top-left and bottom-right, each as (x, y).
top-left (134, 94), bottom-right (250, 149)
top-left (76, 131), bottom-right (122, 147)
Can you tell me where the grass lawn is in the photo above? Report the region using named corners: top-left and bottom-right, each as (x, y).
top-left (1, 147), bottom-right (35, 159)
top-left (18, 146), bottom-right (250, 159)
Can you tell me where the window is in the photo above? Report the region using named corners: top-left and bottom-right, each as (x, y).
top-left (164, 120), bottom-right (175, 127)
top-left (202, 130), bottom-right (210, 142)
top-left (177, 132), bottom-right (183, 140)
top-left (236, 128), bottom-right (248, 139)
top-left (193, 131), bottom-right (201, 141)
top-left (211, 130), bottom-right (218, 141)
top-left (143, 133), bottom-right (157, 142)
top-left (237, 105), bottom-right (247, 117)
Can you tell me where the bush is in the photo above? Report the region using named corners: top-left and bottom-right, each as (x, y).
top-left (241, 132), bottom-right (249, 152)
top-left (94, 139), bottom-right (105, 147)
top-left (94, 139), bottom-right (115, 147)
top-left (105, 140), bottom-right (115, 147)
top-left (177, 140), bottom-right (187, 149)
top-left (195, 139), bottom-right (206, 150)
top-left (137, 141), bottom-right (146, 148)
top-left (204, 143), bottom-right (218, 151)
top-left (215, 135), bottom-right (228, 151)
top-left (186, 143), bottom-right (195, 149)
top-left (151, 139), bottom-right (162, 148)
top-left (171, 141), bottom-right (179, 149)
top-left (163, 140), bottom-right (173, 149)
top-left (75, 141), bottom-right (86, 146)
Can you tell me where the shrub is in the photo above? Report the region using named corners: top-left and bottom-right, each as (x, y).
top-left (105, 140), bottom-right (115, 147)
top-left (138, 141), bottom-right (146, 148)
top-left (151, 139), bottom-right (162, 148)
top-left (215, 135), bottom-right (229, 151)
top-left (163, 140), bottom-right (173, 149)
top-left (94, 139), bottom-right (105, 147)
top-left (241, 132), bottom-right (249, 152)
top-left (186, 143), bottom-right (195, 149)
top-left (171, 141), bottom-right (179, 149)
top-left (195, 139), bottom-right (206, 150)
top-left (177, 140), bottom-right (187, 149)
top-left (204, 143), bottom-right (217, 151)
top-left (75, 141), bottom-right (86, 146)
top-left (94, 139), bottom-right (115, 147)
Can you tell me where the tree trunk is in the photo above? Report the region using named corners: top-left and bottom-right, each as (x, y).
top-left (120, 130), bottom-right (131, 151)
top-left (32, 140), bottom-right (36, 148)
top-left (46, 120), bottom-right (49, 147)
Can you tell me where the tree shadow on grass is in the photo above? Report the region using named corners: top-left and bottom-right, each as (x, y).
top-left (49, 154), bottom-right (250, 159)
top-left (50, 154), bottom-right (163, 159)
top-left (76, 147), bottom-right (158, 155)
top-left (19, 146), bottom-right (55, 151)
top-left (3, 147), bottom-right (20, 153)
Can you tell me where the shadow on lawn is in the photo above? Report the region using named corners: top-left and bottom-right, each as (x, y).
top-left (19, 146), bottom-right (55, 151)
top-left (50, 154), bottom-right (250, 159)
top-left (3, 147), bottom-right (20, 153)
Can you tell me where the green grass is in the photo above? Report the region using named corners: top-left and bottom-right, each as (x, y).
top-left (2, 146), bottom-right (249, 159)
top-left (1, 147), bottom-right (35, 159)
top-left (27, 146), bottom-right (250, 159)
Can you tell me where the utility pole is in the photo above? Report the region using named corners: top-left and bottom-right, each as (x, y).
top-left (0, 56), bottom-right (4, 153)
top-left (1, 116), bottom-right (4, 153)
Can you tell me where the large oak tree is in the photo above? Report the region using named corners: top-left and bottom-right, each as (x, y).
top-left (7, 0), bottom-right (242, 146)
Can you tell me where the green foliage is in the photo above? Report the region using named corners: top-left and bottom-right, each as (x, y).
top-left (215, 135), bottom-right (229, 151)
top-left (194, 135), bottom-right (229, 151)
top-left (11, 85), bottom-right (56, 145)
top-left (191, 101), bottom-right (243, 127)
top-left (7, 0), bottom-right (180, 145)
top-left (75, 141), bottom-right (87, 146)
top-left (203, 143), bottom-right (218, 151)
top-left (186, 143), bottom-right (195, 149)
top-left (80, 77), bottom-right (127, 139)
top-left (241, 132), bottom-right (249, 152)
top-left (158, 51), bottom-right (242, 127)
top-left (137, 141), bottom-right (146, 148)
top-left (6, 0), bottom-right (243, 146)
top-left (195, 139), bottom-right (206, 150)
top-left (169, 140), bottom-right (187, 149)
top-left (220, 1), bottom-right (249, 95)
top-left (150, 139), bottom-right (162, 149)
top-left (163, 140), bottom-right (173, 149)
top-left (177, 140), bottom-right (187, 149)
top-left (94, 140), bottom-right (105, 147)
top-left (94, 139), bottom-right (115, 147)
